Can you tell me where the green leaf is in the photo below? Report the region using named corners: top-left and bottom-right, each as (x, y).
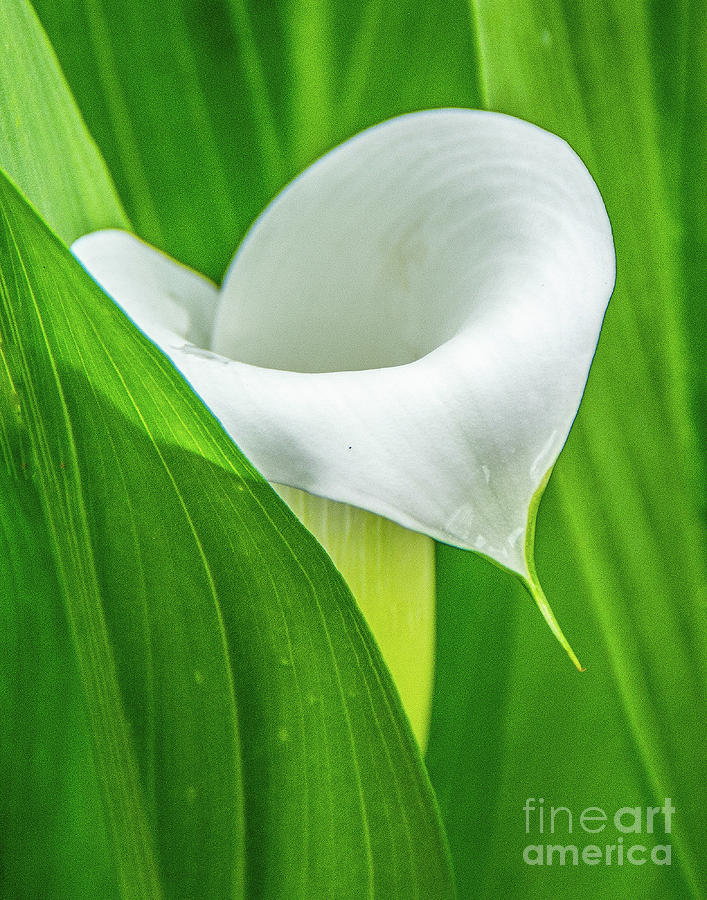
top-left (0, 170), bottom-right (453, 896)
top-left (0, 0), bottom-right (127, 242)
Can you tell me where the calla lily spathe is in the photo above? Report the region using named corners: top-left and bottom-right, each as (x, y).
top-left (73, 109), bottom-right (615, 665)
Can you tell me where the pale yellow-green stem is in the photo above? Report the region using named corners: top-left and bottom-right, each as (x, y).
top-left (274, 485), bottom-right (436, 749)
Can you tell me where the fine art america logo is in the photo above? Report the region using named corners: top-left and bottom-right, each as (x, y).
top-left (522, 797), bottom-right (674, 867)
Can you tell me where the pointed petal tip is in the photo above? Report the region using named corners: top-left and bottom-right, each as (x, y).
top-left (524, 575), bottom-right (585, 671)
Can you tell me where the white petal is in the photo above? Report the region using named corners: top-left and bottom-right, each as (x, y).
top-left (72, 229), bottom-right (219, 347)
top-left (212, 109), bottom-right (615, 577)
top-left (72, 110), bottom-right (615, 594)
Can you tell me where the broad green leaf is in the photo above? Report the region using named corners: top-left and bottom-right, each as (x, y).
top-left (0, 0), bottom-right (127, 242)
top-left (0, 169), bottom-right (453, 896)
top-left (0, 3), bottom-right (135, 894)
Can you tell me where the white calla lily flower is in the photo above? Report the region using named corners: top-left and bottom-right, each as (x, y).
top-left (73, 109), bottom-right (614, 685)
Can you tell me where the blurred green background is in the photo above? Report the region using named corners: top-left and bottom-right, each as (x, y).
top-left (3, 0), bottom-right (705, 896)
